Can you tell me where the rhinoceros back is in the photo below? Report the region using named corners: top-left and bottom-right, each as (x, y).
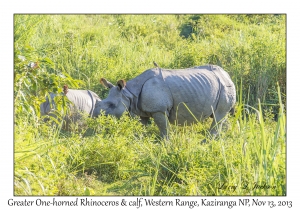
top-left (208, 65), bottom-right (235, 88)
top-left (66, 89), bottom-right (100, 115)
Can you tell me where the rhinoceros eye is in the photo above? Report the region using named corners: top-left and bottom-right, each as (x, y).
top-left (108, 103), bottom-right (116, 109)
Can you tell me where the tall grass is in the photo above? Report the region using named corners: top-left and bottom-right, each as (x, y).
top-left (14, 14), bottom-right (286, 195)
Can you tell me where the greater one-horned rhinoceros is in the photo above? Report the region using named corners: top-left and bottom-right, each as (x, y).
top-left (94, 65), bottom-right (236, 139)
top-left (40, 85), bottom-right (101, 128)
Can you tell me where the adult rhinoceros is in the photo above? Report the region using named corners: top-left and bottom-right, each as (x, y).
top-left (94, 65), bottom-right (236, 139)
top-left (40, 85), bottom-right (101, 128)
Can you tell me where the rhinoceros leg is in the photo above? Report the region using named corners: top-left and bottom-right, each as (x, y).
top-left (140, 116), bottom-right (150, 126)
top-left (209, 111), bottom-right (228, 138)
top-left (152, 112), bottom-right (169, 139)
top-left (206, 74), bottom-right (236, 139)
top-left (210, 97), bottom-right (235, 138)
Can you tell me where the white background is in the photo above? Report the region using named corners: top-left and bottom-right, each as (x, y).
top-left (0, 0), bottom-right (299, 209)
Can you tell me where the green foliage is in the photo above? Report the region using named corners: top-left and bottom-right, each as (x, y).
top-left (14, 14), bottom-right (286, 196)
top-left (14, 32), bottom-right (84, 128)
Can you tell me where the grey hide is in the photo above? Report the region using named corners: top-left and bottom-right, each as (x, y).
top-left (40, 89), bottom-right (101, 127)
top-left (95, 65), bottom-right (236, 139)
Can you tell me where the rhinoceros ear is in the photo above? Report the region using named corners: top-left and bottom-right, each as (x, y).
top-left (100, 78), bottom-right (114, 89)
top-left (63, 85), bottom-right (69, 95)
top-left (117, 79), bottom-right (126, 90)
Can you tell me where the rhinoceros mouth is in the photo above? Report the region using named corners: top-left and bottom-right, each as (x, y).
top-left (43, 117), bottom-right (50, 122)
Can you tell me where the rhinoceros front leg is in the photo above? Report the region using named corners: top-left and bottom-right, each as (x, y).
top-left (152, 112), bottom-right (169, 139)
top-left (140, 116), bottom-right (150, 126)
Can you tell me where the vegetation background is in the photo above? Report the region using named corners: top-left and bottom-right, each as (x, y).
top-left (14, 14), bottom-right (286, 195)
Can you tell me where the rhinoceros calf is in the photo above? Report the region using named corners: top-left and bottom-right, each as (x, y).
top-left (40, 85), bottom-right (101, 128)
top-left (95, 65), bottom-right (236, 139)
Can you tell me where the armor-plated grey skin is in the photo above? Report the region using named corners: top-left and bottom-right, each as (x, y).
top-left (40, 89), bottom-right (101, 128)
top-left (95, 65), bottom-right (236, 139)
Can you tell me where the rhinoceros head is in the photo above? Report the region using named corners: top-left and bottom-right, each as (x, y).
top-left (94, 78), bottom-right (130, 118)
